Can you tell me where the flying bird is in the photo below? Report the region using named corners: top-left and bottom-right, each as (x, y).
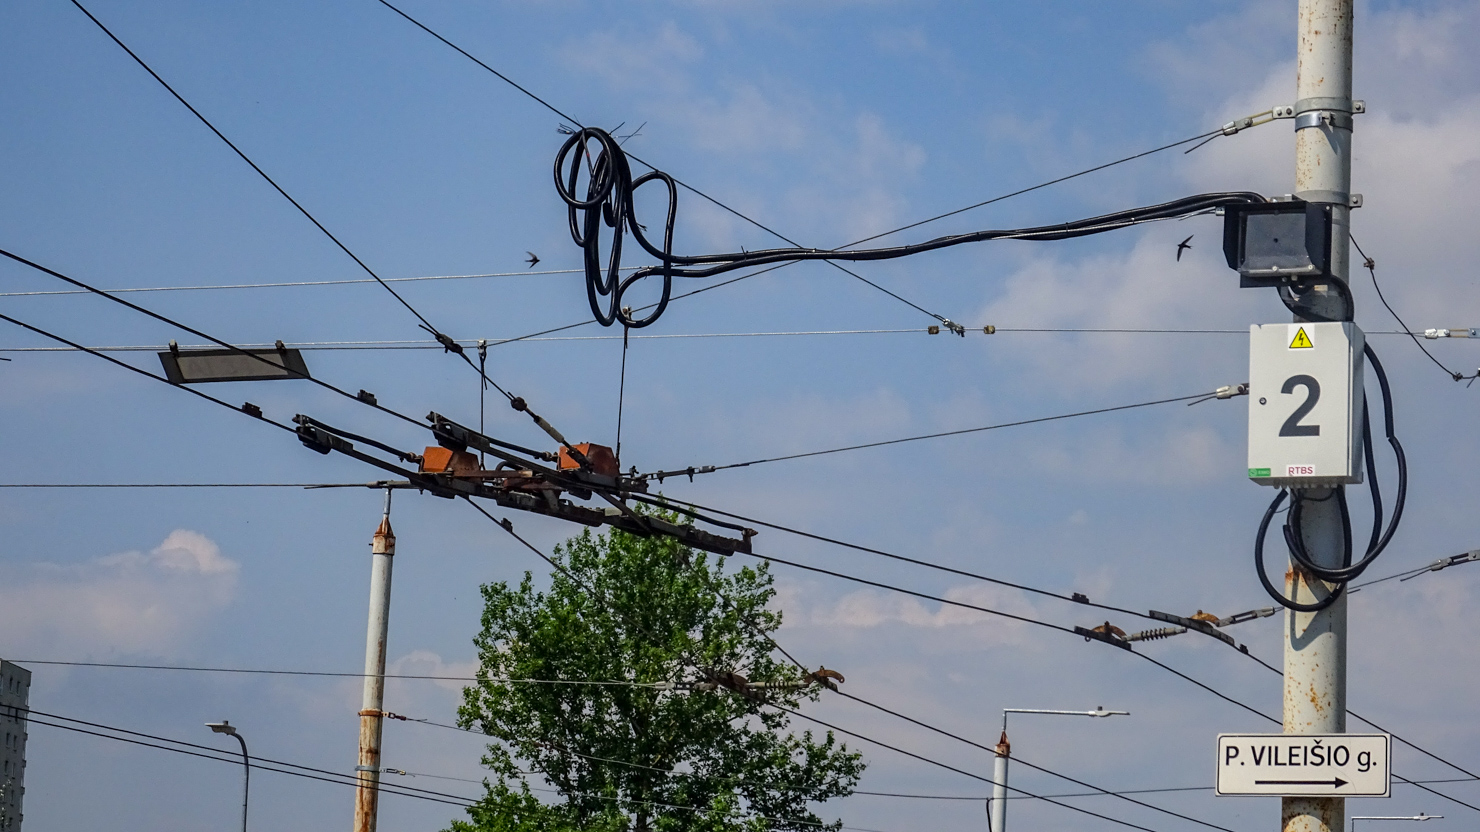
top-left (526, 251), bottom-right (540, 269)
top-left (1176, 235), bottom-right (1194, 261)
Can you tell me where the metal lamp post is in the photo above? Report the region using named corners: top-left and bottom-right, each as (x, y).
top-left (989, 707), bottom-right (1129, 832)
top-left (1351, 815), bottom-right (1441, 831)
top-left (206, 720), bottom-right (249, 832)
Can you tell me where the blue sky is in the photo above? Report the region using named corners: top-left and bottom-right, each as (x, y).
top-left (2, 1), bottom-right (1479, 830)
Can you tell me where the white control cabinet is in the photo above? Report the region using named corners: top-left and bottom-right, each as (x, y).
top-left (1248, 322), bottom-right (1365, 487)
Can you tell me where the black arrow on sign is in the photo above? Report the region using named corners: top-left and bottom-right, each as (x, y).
top-left (1255, 778), bottom-right (1348, 788)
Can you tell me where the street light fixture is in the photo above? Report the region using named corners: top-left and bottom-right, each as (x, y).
top-left (989, 707), bottom-right (1129, 832)
top-left (1352, 815), bottom-right (1442, 831)
top-left (206, 720), bottom-right (249, 832)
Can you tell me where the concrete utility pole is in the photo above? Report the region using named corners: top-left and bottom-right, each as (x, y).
top-left (354, 488), bottom-right (396, 832)
top-left (1285, 3), bottom-right (1355, 832)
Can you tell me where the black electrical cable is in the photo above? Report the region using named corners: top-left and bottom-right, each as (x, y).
top-left (476, 484), bottom-right (1480, 818)
top-left (482, 132), bottom-right (1275, 347)
top-left (1352, 234), bottom-right (1473, 382)
top-left (18, 709), bottom-right (479, 807)
top-left (0, 249), bottom-right (559, 466)
top-left (1287, 348), bottom-right (1405, 582)
top-left (0, 483), bottom-right (374, 488)
top-left (397, 712), bottom-right (1480, 806)
top-left (632, 493), bottom-right (1179, 630)
top-left (1253, 490), bottom-right (1341, 613)
top-left (554, 129), bottom-right (1267, 327)
top-left (831, 691), bottom-right (1238, 832)
top-left (374, 0), bottom-right (1282, 337)
top-left (12, 268), bottom-right (1408, 826)
top-left (769, 704), bottom-right (1170, 832)
top-left (665, 538), bottom-right (1230, 832)
top-left (11, 659), bottom-right (665, 685)
top-left (615, 325), bottom-right (631, 466)
top-left (0, 248), bottom-right (411, 426)
top-left (462, 494), bottom-right (1165, 830)
top-left (652, 501), bottom-right (1480, 817)
top-left (637, 497), bottom-right (1480, 817)
top-left (640, 389), bottom-right (1216, 479)
top-left (64, 0), bottom-right (508, 394)
top-left (399, 697), bottom-right (1231, 832)
top-left (708, 501), bottom-right (1480, 813)
top-left (0, 310), bottom-right (297, 435)
top-left (1253, 343), bottom-right (1406, 612)
top-left (378, 1), bottom-right (954, 329)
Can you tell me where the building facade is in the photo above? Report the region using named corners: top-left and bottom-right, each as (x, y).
top-left (0, 660), bottom-right (29, 832)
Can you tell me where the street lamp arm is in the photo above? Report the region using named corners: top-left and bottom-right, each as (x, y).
top-left (1351, 815), bottom-right (1443, 831)
top-left (1003, 708), bottom-right (1130, 717)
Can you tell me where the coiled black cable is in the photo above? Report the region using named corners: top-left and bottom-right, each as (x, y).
top-left (1254, 343), bottom-right (1406, 611)
top-left (554, 127), bottom-right (1266, 327)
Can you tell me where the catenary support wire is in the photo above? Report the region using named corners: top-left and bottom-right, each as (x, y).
top-left (1352, 234), bottom-right (1476, 382)
top-left (640, 389), bottom-right (1221, 480)
top-left (66, 0), bottom-right (516, 397)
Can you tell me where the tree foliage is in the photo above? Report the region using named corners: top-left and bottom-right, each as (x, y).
top-left (449, 513), bottom-right (864, 832)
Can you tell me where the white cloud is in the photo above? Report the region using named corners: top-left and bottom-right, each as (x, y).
top-left (808, 582), bottom-right (1039, 647)
top-left (95, 529), bottom-right (237, 575)
top-left (559, 21), bottom-right (702, 94)
top-left (388, 649), bottom-right (479, 694)
top-left (0, 529), bottom-right (237, 657)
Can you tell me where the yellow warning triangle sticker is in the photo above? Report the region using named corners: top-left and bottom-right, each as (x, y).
top-left (1289, 327), bottom-right (1314, 349)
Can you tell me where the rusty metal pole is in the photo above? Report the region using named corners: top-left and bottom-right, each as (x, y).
top-left (354, 488), bottom-right (396, 832)
top-left (1285, 3), bottom-right (1355, 832)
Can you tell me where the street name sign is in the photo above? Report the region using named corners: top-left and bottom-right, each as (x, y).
top-left (1216, 734), bottom-right (1390, 797)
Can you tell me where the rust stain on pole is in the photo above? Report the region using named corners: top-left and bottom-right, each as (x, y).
top-left (355, 496), bottom-right (396, 832)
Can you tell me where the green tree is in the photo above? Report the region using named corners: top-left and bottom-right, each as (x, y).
top-left (449, 513), bottom-right (865, 832)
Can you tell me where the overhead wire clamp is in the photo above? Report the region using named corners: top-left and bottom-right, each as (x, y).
top-left (1221, 116), bottom-right (1256, 136)
top-left (1401, 549), bottom-right (1480, 580)
top-left (1216, 383), bottom-right (1250, 399)
top-left (1076, 621), bottom-right (1132, 650)
top-left (1148, 610), bottom-right (1236, 648)
top-left (1425, 328), bottom-right (1475, 339)
top-left (1215, 607), bottom-right (1277, 627)
top-left (421, 325), bottom-right (465, 356)
top-left (1188, 382), bottom-right (1249, 406)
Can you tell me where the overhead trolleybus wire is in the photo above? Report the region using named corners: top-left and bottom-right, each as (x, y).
top-left (66, 0), bottom-right (515, 398)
